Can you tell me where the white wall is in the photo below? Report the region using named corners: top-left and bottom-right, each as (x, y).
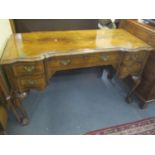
top-left (0, 19), bottom-right (12, 57)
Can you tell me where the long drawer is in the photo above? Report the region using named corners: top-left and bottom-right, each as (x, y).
top-left (47, 52), bottom-right (120, 70)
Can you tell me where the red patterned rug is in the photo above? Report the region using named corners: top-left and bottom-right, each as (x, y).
top-left (85, 117), bottom-right (155, 135)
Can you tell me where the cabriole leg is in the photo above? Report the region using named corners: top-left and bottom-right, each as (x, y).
top-left (126, 75), bottom-right (141, 104)
top-left (11, 92), bottom-right (29, 125)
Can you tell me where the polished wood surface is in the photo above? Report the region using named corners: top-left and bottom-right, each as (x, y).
top-left (0, 28), bottom-right (153, 123)
top-left (1, 29), bottom-right (152, 64)
top-left (120, 19), bottom-right (155, 108)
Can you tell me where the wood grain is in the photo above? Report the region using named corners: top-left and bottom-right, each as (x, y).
top-left (1, 29), bottom-right (152, 64)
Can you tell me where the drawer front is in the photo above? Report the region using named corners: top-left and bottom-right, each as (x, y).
top-left (99, 52), bottom-right (120, 65)
top-left (48, 52), bottom-right (120, 70)
top-left (122, 51), bottom-right (147, 65)
top-left (118, 52), bottom-right (149, 78)
top-left (125, 63), bottom-right (143, 75)
top-left (16, 75), bottom-right (46, 91)
top-left (12, 61), bottom-right (44, 77)
top-left (118, 63), bottom-right (144, 79)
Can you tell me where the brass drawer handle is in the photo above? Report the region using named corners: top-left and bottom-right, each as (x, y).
top-left (60, 59), bottom-right (71, 65)
top-left (24, 65), bottom-right (35, 72)
top-left (27, 80), bottom-right (37, 85)
top-left (101, 54), bottom-right (109, 61)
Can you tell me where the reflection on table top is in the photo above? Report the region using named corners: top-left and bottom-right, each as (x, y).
top-left (1, 29), bottom-right (153, 64)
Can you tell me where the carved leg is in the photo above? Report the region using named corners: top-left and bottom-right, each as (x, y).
top-left (11, 92), bottom-right (29, 125)
top-left (13, 98), bottom-right (29, 125)
top-left (126, 75), bottom-right (141, 104)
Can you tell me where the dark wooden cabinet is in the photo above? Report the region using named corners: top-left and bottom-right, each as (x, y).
top-left (120, 19), bottom-right (155, 108)
top-left (137, 53), bottom-right (155, 102)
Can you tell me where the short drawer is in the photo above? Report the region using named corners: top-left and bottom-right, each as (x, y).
top-left (128, 62), bottom-right (143, 74)
top-left (118, 62), bottom-right (144, 79)
top-left (12, 61), bottom-right (44, 77)
top-left (16, 75), bottom-right (46, 91)
top-left (122, 51), bottom-right (147, 66)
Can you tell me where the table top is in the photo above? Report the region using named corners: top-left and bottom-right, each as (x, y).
top-left (0, 29), bottom-right (153, 64)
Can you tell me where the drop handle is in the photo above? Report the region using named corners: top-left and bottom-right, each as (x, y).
top-left (27, 80), bottom-right (37, 85)
top-left (60, 59), bottom-right (71, 65)
top-left (101, 55), bottom-right (109, 61)
top-left (24, 65), bottom-right (35, 72)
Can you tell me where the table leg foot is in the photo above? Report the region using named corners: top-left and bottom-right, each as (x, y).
top-left (21, 117), bottom-right (29, 126)
top-left (139, 101), bottom-right (148, 109)
top-left (125, 96), bottom-right (133, 104)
